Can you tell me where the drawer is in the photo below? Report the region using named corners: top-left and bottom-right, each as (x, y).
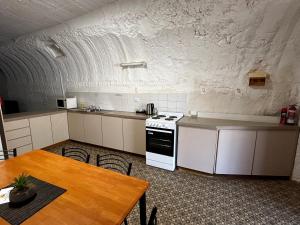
top-left (4, 119), bottom-right (29, 131)
top-left (17, 144), bottom-right (33, 155)
top-left (5, 127), bottom-right (31, 141)
top-left (7, 136), bottom-right (32, 150)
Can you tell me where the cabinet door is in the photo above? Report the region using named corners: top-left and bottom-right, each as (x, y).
top-left (84, 114), bottom-right (102, 146)
top-left (102, 116), bottom-right (123, 150)
top-left (216, 130), bottom-right (256, 175)
top-left (252, 130), bottom-right (299, 176)
top-left (51, 112), bottom-right (69, 144)
top-left (123, 119), bottom-right (146, 155)
top-left (177, 127), bottom-right (218, 174)
top-left (30, 116), bottom-right (53, 149)
top-left (68, 113), bottom-right (85, 142)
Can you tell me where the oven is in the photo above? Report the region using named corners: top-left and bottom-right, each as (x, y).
top-left (146, 127), bottom-right (175, 157)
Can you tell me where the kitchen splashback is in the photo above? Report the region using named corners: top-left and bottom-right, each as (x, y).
top-left (67, 92), bottom-right (187, 113)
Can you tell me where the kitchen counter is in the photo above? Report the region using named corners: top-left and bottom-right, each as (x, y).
top-left (177, 116), bottom-right (300, 131)
top-left (3, 109), bottom-right (150, 122)
top-left (3, 109), bottom-right (67, 122)
top-left (68, 109), bottom-right (149, 120)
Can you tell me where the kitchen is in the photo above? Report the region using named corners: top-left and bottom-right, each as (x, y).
top-left (1, 0), bottom-right (300, 224)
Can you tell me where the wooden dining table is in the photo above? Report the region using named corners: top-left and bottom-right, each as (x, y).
top-left (0, 150), bottom-right (149, 225)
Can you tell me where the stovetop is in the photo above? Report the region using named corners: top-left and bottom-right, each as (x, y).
top-left (147, 112), bottom-right (183, 123)
top-left (146, 112), bottom-right (184, 129)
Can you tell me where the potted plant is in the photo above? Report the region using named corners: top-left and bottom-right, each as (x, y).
top-left (9, 173), bottom-right (37, 207)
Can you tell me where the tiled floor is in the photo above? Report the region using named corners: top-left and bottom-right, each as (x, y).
top-left (45, 141), bottom-right (300, 225)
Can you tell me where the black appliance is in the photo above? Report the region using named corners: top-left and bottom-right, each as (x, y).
top-left (146, 127), bottom-right (174, 157)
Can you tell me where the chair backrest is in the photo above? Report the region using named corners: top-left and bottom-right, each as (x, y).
top-left (62, 147), bottom-right (90, 163)
top-left (96, 154), bottom-right (132, 175)
top-left (0, 149), bottom-right (17, 161)
top-left (148, 207), bottom-right (158, 225)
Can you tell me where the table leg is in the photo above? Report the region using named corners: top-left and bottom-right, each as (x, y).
top-left (139, 193), bottom-right (146, 225)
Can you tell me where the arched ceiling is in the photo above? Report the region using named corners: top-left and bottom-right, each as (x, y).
top-left (0, 0), bottom-right (117, 44)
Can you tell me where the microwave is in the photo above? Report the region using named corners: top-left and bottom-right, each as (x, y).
top-left (57, 97), bottom-right (77, 109)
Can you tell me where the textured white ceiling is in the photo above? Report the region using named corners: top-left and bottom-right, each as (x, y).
top-left (0, 0), bottom-right (116, 43)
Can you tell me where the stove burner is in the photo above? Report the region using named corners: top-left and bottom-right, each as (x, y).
top-left (152, 116), bottom-right (160, 119)
top-left (157, 115), bottom-right (166, 118)
top-left (169, 116), bottom-right (177, 119)
top-left (165, 118), bottom-right (174, 121)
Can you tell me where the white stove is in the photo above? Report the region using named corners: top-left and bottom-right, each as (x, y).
top-left (145, 112), bottom-right (184, 171)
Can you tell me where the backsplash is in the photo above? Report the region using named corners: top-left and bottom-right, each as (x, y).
top-left (67, 92), bottom-right (187, 114)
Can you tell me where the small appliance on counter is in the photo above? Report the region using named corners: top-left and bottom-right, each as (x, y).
top-left (57, 97), bottom-right (77, 109)
top-left (146, 103), bottom-right (155, 115)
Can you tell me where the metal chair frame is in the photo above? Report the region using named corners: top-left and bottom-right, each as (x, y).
top-left (62, 147), bottom-right (90, 163)
top-left (0, 149), bottom-right (17, 160)
top-left (96, 153), bottom-right (132, 175)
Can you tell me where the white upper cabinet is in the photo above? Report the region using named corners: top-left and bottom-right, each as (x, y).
top-left (83, 114), bottom-right (102, 146)
top-left (68, 112), bottom-right (85, 142)
top-left (102, 116), bottom-right (123, 151)
top-left (216, 130), bottom-right (256, 175)
top-left (51, 112), bottom-right (69, 144)
top-left (123, 119), bottom-right (146, 155)
top-left (30, 115), bottom-right (53, 149)
top-left (252, 130), bottom-right (299, 176)
top-left (177, 127), bottom-right (218, 174)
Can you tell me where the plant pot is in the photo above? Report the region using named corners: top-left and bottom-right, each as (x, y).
top-left (9, 186), bottom-right (37, 208)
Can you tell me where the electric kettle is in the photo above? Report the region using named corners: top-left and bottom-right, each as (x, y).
top-left (146, 103), bottom-right (154, 115)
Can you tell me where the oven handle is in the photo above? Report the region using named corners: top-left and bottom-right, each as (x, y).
top-left (146, 128), bottom-right (173, 134)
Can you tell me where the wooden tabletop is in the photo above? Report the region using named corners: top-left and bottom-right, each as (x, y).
top-left (0, 150), bottom-right (149, 225)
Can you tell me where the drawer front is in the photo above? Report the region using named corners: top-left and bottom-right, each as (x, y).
top-left (6, 127), bottom-right (31, 141)
top-left (7, 136), bottom-right (32, 150)
top-left (17, 144), bottom-right (33, 155)
top-left (4, 119), bottom-right (29, 131)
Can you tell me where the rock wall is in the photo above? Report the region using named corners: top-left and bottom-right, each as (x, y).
top-left (0, 0), bottom-right (299, 114)
top-left (0, 0), bottom-right (300, 179)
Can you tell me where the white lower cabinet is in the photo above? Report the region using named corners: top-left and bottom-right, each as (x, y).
top-left (215, 130), bottom-right (256, 175)
top-left (123, 119), bottom-right (146, 155)
top-left (51, 112), bottom-right (69, 144)
top-left (68, 112), bottom-right (85, 142)
top-left (252, 130), bottom-right (299, 176)
top-left (30, 116), bottom-right (54, 149)
top-left (177, 127), bottom-right (217, 174)
top-left (84, 114), bottom-right (102, 146)
top-left (102, 116), bottom-right (123, 150)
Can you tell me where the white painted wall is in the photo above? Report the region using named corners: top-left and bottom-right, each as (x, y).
top-left (0, 0), bottom-right (299, 115)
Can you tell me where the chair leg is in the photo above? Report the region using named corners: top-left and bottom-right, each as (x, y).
top-left (124, 218), bottom-right (128, 225)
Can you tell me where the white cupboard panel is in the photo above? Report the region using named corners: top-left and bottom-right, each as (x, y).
top-left (177, 127), bottom-right (217, 174)
top-left (7, 136), bottom-right (32, 150)
top-left (102, 116), bottom-right (123, 150)
top-left (4, 119), bottom-right (29, 131)
top-left (17, 144), bottom-right (33, 155)
top-left (252, 130), bottom-right (299, 176)
top-left (51, 112), bottom-right (69, 144)
top-left (216, 130), bottom-right (256, 175)
top-left (6, 127), bottom-right (31, 141)
top-left (123, 119), bottom-right (146, 155)
top-left (84, 114), bottom-right (102, 146)
top-left (68, 113), bottom-right (85, 142)
top-left (30, 116), bottom-right (53, 149)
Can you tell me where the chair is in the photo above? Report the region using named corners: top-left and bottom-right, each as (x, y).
top-left (0, 149), bottom-right (17, 160)
top-left (148, 207), bottom-right (158, 225)
top-left (62, 147), bottom-right (90, 163)
top-left (96, 153), bottom-right (132, 225)
top-left (96, 154), bottom-right (132, 175)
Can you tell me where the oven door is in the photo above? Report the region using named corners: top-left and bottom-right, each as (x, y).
top-left (146, 127), bottom-right (174, 157)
